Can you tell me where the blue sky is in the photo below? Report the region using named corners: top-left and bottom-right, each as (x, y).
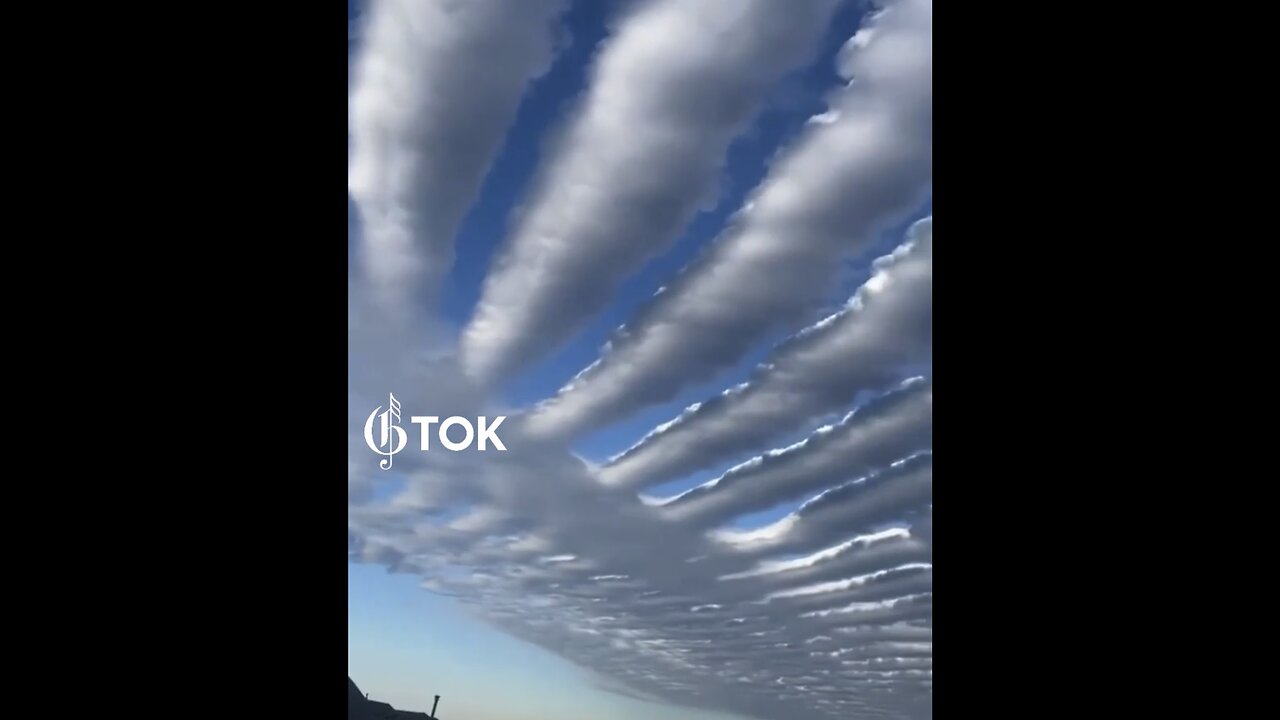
top-left (348, 1), bottom-right (932, 718)
top-left (350, 563), bottom-right (760, 720)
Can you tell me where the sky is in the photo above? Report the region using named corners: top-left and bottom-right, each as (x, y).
top-left (347, 1), bottom-right (932, 719)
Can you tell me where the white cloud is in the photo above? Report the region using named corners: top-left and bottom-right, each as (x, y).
top-left (461, 0), bottom-right (842, 383)
top-left (348, 0), bottom-right (567, 311)
top-left (524, 0), bottom-right (933, 441)
top-left (603, 219), bottom-right (932, 491)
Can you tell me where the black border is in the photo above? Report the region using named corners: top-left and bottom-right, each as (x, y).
top-left (121, 4), bottom-right (351, 715)
top-left (936, 0), bottom-right (1120, 713)
top-left (62, 0), bottom-right (1125, 716)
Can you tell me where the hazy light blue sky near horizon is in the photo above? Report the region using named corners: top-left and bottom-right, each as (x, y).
top-left (350, 564), bottom-right (759, 720)
top-left (348, 1), bottom-right (932, 718)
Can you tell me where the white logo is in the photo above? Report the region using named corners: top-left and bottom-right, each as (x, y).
top-left (364, 392), bottom-right (507, 469)
top-left (364, 393), bottom-right (408, 470)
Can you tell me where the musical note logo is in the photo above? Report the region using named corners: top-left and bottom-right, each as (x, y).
top-left (364, 392), bottom-right (407, 470)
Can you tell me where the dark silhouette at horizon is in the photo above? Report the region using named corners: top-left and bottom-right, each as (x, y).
top-left (349, 676), bottom-right (440, 720)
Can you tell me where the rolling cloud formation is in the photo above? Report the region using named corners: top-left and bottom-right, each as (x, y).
top-left (525, 0), bottom-right (932, 440)
top-left (348, 1), bottom-right (933, 718)
top-left (348, 0), bottom-right (566, 309)
top-left (461, 0), bottom-right (842, 383)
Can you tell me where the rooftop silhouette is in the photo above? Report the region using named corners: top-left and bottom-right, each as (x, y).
top-left (349, 677), bottom-right (439, 720)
